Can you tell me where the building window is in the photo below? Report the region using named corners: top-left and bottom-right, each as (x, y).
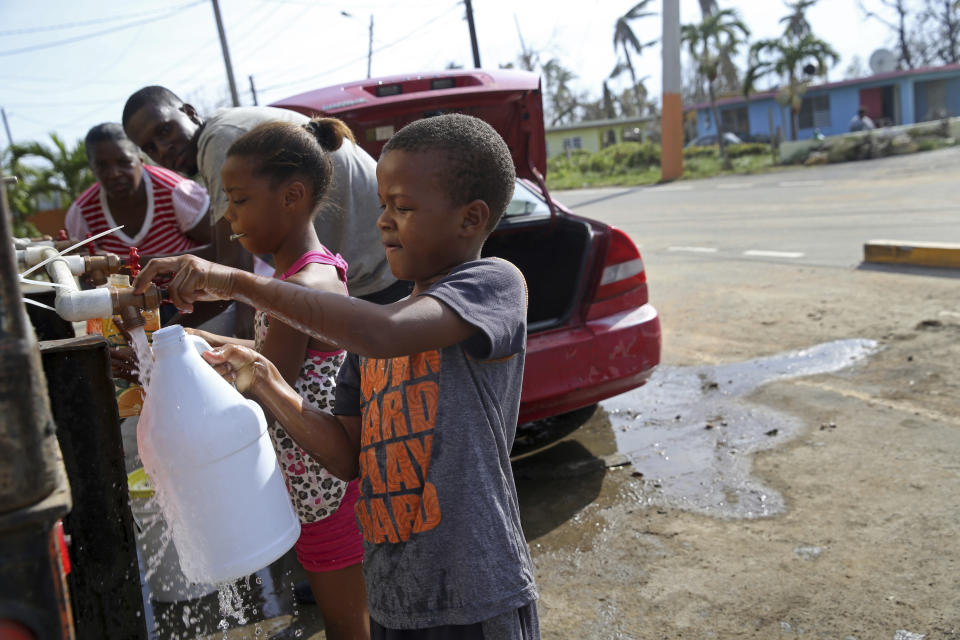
top-left (562, 136), bottom-right (582, 151)
top-left (798, 94), bottom-right (831, 129)
top-left (720, 107), bottom-right (750, 137)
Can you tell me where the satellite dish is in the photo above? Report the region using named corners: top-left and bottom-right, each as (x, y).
top-left (869, 48), bottom-right (897, 74)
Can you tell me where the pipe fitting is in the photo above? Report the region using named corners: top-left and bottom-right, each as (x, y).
top-left (111, 285), bottom-right (162, 323)
top-left (118, 305), bottom-right (146, 331)
top-left (83, 254), bottom-right (122, 285)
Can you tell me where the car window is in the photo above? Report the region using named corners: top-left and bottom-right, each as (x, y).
top-left (505, 180), bottom-right (551, 217)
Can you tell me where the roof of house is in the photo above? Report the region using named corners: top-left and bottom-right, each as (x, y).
top-left (685, 62), bottom-right (960, 112)
top-left (546, 115), bottom-right (655, 133)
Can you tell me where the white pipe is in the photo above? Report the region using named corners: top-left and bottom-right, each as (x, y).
top-left (17, 247), bottom-right (85, 275)
top-left (37, 248), bottom-right (114, 322)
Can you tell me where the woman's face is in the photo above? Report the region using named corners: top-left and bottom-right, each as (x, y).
top-left (91, 140), bottom-right (143, 200)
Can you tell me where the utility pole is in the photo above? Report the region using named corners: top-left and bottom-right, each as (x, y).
top-left (1, 108), bottom-right (12, 147)
top-left (367, 14), bottom-right (374, 78)
top-left (249, 75), bottom-right (258, 106)
top-left (1, 108), bottom-right (12, 169)
top-left (210, 0), bottom-right (240, 107)
top-left (660, 0), bottom-right (683, 181)
top-left (464, 0), bottom-right (481, 68)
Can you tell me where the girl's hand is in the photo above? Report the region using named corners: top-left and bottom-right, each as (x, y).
top-left (201, 344), bottom-right (269, 394)
top-left (132, 254), bottom-right (238, 313)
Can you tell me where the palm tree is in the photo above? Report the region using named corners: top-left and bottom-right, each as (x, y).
top-left (7, 133), bottom-right (92, 210)
top-left (612, 1), bottom-right (658, 112)
top-left (744, 35), bottom-right (839, 140)
top-left (780, 0), bottom-right (818, 40)
top-left (681, 8), bottom-right (751, 169)
top-left (542, 58), bottom-right (580, 126)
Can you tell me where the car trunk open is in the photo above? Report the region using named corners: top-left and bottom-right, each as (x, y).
top-left (483, 214), bottom-right (593, 332)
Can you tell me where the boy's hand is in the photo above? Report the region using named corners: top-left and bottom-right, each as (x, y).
top-left (132, 255), bottom-right (237, 313)
top-left (201, 344), bottom-right (268, 394)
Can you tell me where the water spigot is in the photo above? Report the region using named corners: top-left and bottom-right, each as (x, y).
top-left (118, 304), bottom-right (146, 330)
top-left (111, 283), bottom-right (161, 330)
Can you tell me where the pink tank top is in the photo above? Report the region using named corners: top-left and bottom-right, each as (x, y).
top-left (254, 248), bottom-right (351, 522)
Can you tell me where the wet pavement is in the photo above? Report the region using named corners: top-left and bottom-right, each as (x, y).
top-left (603, 338), bottom-right (879, 518)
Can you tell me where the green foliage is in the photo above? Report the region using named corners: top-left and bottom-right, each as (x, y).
top-left (6, 133), bottom-right (93, 212)
top-left (683, 145), bottom-right (718, 159)
top-left (3, 133), bottom-right (93, 237)
top-left (725, 142), bottom-right (770, 158)
top-left (546, 142), bottom-right (779, 190)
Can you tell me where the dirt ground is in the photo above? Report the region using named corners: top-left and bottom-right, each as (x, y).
top-left (513, 257), bottom-right (960, 639)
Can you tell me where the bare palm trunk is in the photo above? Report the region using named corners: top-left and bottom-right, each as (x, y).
top-left (709, 81), bottom-right (732, 170)
top-left (788, 73), bottom-right (799, 141)
top-left (622, 45), bottom-right (644, 116)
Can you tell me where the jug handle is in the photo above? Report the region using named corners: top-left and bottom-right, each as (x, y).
top-left (188, 334), bottom-right (213, 356)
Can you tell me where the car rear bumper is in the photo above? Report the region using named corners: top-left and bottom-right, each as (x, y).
top-left (519, 303), bottom-right (661, 423)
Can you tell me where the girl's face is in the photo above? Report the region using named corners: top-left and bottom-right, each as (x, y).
top-left (221, 155), bottom-right (294, 256)
top-left (91, 140), bottom-right (143, 200)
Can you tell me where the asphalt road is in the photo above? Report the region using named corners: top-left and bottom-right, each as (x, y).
top-left (554, 145), bottom-right (960, 270)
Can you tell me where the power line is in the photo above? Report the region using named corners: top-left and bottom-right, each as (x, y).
top-left (0, 2), bottom-right (202, 36)
top-left (0, 0), bottom-right (206, 57)
top-left (258, 2), bottom-right (461, 93)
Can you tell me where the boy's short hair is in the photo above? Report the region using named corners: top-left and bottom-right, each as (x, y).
top-left (382, 114), bottom-right (515, 230)
top-left (122, 86), bottom-right (184, 127)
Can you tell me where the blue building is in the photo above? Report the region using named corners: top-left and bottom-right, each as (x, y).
top-left (687, 63), bottom-right (960, 142)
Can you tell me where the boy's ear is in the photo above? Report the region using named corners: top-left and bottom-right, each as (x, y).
top-left (459, 199), bottom-right (490, 237)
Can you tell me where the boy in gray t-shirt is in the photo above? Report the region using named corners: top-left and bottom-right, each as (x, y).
top-left (134, 113), bottom-right (540, 637)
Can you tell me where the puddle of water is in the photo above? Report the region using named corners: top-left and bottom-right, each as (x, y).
top-left (602, 339), bottom-right (879, 519)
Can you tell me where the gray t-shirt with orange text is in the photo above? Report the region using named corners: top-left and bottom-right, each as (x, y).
top-left (334, 258), bottom-right (538, 628)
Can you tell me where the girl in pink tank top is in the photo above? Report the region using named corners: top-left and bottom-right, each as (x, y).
top-left (186, 119), bottom-right (369, 639)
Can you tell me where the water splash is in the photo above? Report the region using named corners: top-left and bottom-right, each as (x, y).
top-left (128, 326), bottom-right (153, 389)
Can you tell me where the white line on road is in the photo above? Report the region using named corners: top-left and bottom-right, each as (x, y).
top-left (778, 180), bottom-right (825, 187)
top-left (743, 250), bottom-right (805, 258)
top-left (656, 184), bottom-right (694, 192)
top-left (668, 246), bottom-right (719, 253)
top-left (716, 182), bottom-right (754, 190)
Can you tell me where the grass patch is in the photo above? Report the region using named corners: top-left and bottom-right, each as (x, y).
top-left (546, 142), bottom-right (781, 190)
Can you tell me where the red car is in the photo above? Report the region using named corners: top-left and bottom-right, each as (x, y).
top-left (273, 69), bottom-right (661, 453)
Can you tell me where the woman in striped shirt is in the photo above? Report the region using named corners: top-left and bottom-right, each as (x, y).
top-left (65, 123), bottom-right (210, 256)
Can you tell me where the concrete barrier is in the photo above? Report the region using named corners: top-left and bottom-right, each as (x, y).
top-left (864, 240), bottom-right (960, 269)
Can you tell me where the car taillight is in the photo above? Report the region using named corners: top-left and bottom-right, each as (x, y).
top-left (597, 228), bottom-right (646, 299)
top-left (587, 227), bottom-right (648, 320)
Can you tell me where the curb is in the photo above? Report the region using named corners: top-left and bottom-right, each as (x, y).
top-left (864, 240), bottom-right (960, 269)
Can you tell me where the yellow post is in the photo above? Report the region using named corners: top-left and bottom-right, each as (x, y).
top-left (661, 0), bottom-right (683, 181)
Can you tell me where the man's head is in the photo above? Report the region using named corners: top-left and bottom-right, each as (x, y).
top-left (858, 107), bottom-right (868, 117)
top-left (122, 86), bottom-right (202, 175)
top-left (84, 123), bottom-right (143, 201)
top-left (381, 113), bottom-right (515, 231)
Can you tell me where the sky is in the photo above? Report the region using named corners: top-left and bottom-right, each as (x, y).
top-left (0, 0), bottom-right (898, 149)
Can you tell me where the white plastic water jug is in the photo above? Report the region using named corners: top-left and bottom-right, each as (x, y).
top-left (137, 325), bottom-right (300, 585)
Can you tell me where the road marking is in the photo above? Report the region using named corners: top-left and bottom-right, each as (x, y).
top-left (716, 182), bottom-right (754, 190)
top-left (743, 250), bottom-right (805, 259)
top-left (779, 179), bottom-right (825, 187)
top-left (657, 184), bottom-right (694, 192)
top-left (668, 246), bottom-right (719, 253)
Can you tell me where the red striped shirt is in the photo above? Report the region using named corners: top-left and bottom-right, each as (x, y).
top-left (72, 165), bottom-right (202, 256)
